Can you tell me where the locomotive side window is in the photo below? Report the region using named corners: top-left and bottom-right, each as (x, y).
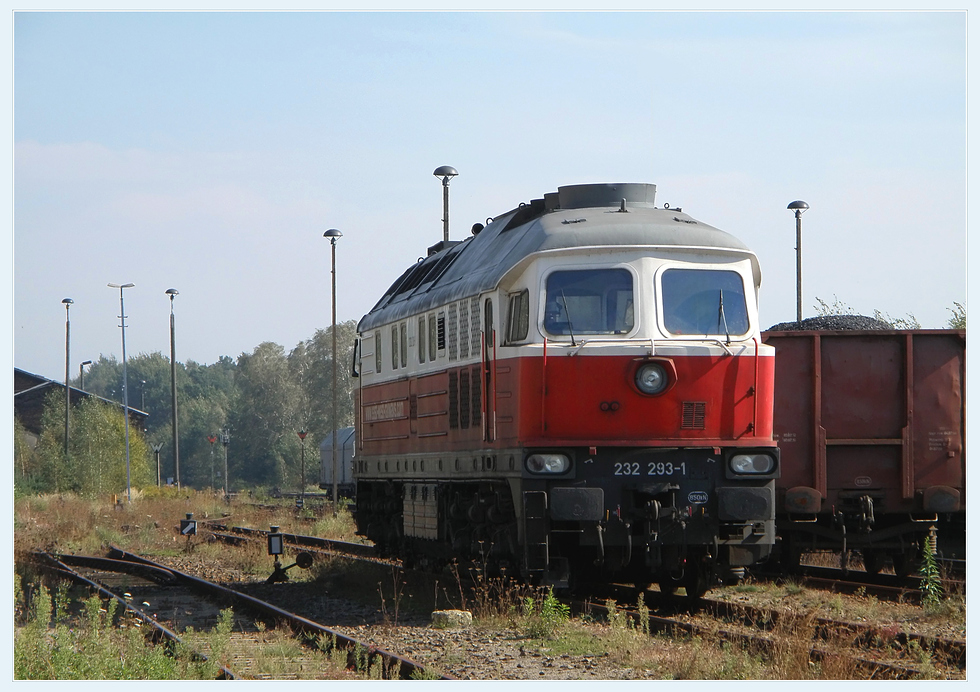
top-left (544, 269), bottom-right (634, 336)
top-left (428, 314), bottom-right (437, 361)
top-left (418, 317), bottom-right (426, 364)
top-left (391, 325), bottom-right (398, 370)
top-left (400, 322), bottom-right (407, 368)
top-left (375, 331), bottom-right (382, 374)
top-left (507, 289), bottom-right (529, 342)
top-left (661, 269), bottom-right (749, 336)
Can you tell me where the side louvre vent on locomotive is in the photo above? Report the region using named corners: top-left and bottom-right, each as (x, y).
top-left (448, 371), bottom-right (459, 429)
top-left (682, 401), bottom-right (707, 430)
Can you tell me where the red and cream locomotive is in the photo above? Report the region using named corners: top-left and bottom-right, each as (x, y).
top-left (351, 182), bottom-right (779, 597)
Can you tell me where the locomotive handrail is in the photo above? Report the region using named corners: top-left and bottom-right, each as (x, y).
top-left (752, 337), bottom-right (759, 433)
top-left (705, 339), bottom-right (735, 356)
top-left (566, 337), bottom-right (657, 356)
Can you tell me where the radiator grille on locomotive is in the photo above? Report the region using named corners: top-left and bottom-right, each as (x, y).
top-left (459, 301), bottom-right (470, 359)
top-left (448, 371), bottom-right (459, 429)
top-left (448, 304), bottom-right (459, 360)
top-left (681, 401), bottom-right (707, 430)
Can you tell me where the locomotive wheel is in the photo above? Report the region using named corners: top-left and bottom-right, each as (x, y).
top-left (658, 570), bottom-right (707, 603)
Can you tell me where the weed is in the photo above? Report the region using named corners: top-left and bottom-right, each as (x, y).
top-left (410, 666), bottom-right (441, 680)
top-left (636, 592), bottom-right (650, 636)
top-left (15, 584), bottom-right (189, 679)
top-left (780, 580), bottom-right (805, 596)
top-left (734, 577), bottom-right (761, 594)
top-left (918, 535), bottom-right (942, 608)
top-left (378, 566), bottom-right (406, 626)
top-left (519, 587), bottom-right (570, 639)
top-left (605, 598), bottom-right (627, 630)
top-left (907, 640), bottom-right (940, 680)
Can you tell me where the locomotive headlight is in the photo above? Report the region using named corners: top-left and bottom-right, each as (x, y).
top-left (525, 453), bottom-right (570, 474)
top-left (729, 453), bottom-right (776, 475)
top-left (635, 362), bottom-right (668, 395)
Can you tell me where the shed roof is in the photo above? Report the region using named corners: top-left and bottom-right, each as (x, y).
top-left (14, 368), bottom-right (149, 435)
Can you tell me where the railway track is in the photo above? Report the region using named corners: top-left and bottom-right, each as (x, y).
top-left (577, 591), bottom-right (964, 679)
top-left (208, 525), bottom-right (964, 679)
top-left (31, 552), bottom-right (238, 678)
top-left (754, 564), bottom-right (965, 605)
top-left (28, 548), bottom-right (451, 680)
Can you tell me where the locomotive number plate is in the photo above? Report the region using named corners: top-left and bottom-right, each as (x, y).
top-left (613, 462), bottom-right (687, 476)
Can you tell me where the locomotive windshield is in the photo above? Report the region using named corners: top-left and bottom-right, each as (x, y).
top-left (661, 268), bottom-right (749, 336)
top-left (544, 268), bottom-right (634, 336)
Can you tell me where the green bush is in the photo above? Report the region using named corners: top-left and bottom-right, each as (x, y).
top-left (520, 587), bottom-right (570, 639)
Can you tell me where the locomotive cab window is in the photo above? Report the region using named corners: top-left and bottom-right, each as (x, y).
top-left (544, 268), bottom-right (634, 336)
top-left (660, 268), bottom-right (749, 337)
top-left (506, 289), bottom-right (529, 343)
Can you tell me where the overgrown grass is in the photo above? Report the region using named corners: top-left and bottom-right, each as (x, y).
top-left (14, 582), bottom-right (221, 679)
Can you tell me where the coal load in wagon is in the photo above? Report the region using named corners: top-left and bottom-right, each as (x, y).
top-left (766, 315), bottom-right (893, 331)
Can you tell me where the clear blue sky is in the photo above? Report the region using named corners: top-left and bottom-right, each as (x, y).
top-left (9, 10), bottom-right (968, 382)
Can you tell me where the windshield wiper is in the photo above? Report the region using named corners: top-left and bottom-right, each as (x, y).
top-left (560, 290), bottom-right (578, 347)
top-left (717, 289), bottom-right (731, 345)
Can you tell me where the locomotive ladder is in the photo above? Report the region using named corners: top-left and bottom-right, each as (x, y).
top-left (523, 491), bottom-right (549, 578)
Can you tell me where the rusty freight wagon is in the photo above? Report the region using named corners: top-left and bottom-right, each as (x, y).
top-left (762, 329), bottom-right (965, 574)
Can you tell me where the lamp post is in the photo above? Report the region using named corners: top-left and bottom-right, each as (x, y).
top-left (79, 360), bottom-right (92, 391)
top-left (108, 282), bottom-right (135, 502)
top-left (323, 228), bottom-right (343, 515)
top-left (787, 201), bottom-right (809, 323)
top-left (207, 434), bottom-right (217, 491)
top-left (166, 289), bottom-right (181, 490)
top-left (298, 430), bottom-right (308, 507)
top-left (433, 166), bottom-right (458, 242)
top-left (62, 298), bottom-right (73, 458)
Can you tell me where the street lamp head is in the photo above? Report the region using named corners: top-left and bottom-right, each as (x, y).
top-left (62, 298), bottom-right (74, 306)
top-left (166, 288), bottom-right (179, 297)
top-left (433, 165), bottom-right (458, 181)
top-left (323, 228), bottom-right (343, 240)
top-left (108, 282), bottom-right (135, 289)
top-left (787, 200), bottom-right (809, 213)
top-left (81, 360), bottom-right (93, 367)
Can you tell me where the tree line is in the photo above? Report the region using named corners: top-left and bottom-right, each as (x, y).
top-left (16, 320), bottom-right (358, 497)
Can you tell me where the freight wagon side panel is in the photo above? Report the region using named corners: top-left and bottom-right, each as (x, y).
top-left (910, 332), bottom-right (965, 503)
top-left (762, 330), bottom-right (965, 515)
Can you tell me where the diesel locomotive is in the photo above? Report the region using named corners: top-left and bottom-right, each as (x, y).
top-left (349, 182), bottom-right (779, 597)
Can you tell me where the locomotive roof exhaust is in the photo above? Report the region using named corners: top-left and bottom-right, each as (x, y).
top-left (556, 183), bottom-right (658, 210)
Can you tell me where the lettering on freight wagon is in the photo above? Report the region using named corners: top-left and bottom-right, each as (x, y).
top-left (928, 429), bottom-right (957, 452)
top-left (365, 401), bottom-right (407, 422)
top-left (775, 432), bottom-right (797, 443)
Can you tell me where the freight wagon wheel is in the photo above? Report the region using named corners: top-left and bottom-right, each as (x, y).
top-left (861, 548), bottom-right (884, 575)
top-left (891, 550), bottom-right (920, 578)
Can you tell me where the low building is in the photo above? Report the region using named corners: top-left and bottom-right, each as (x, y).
top-left (14, 367), bottom-right (148, 447)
